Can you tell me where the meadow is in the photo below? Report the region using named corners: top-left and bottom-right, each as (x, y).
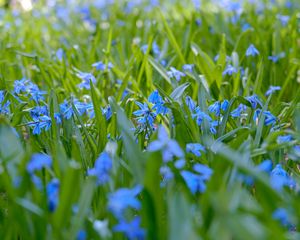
top-left (0, 0), bottom-right (300, 239)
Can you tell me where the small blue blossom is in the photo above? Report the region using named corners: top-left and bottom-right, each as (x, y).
top-left (182, 64), bottom-right (194, 73)
top-left (221, 100), bottom-right (229, 111)
top-left (192, 107), bottom-right (212, 125)
top-left (92, 61), bottom-right (114, 71)
top-left (186, 143), bottom-right (205, 157)
top-left (272, 208), bottom-right (295, 230)
top-left (76, 230), bottom-right (87, 240)
top-left (133, 102), bottom-right (156, 128)
top-left (27, 153), bottom-right (52, 174)
top-left (77, 72), bottom-right (96, 90)
top-left (160, 166), bottom-right (174, 186)
top-left (181, 170), bottom-right (206, 194)
top-left (186, 96), bottom-right (196, 112)
top-left (56, 48), bottom-right (64, 61)
top-left (113, 217), bottom-right (145, 240)
top-left (193, 163), bottom-right (213, 180)
top-left (277, 135), bottom-right (292, 144)
top-left (223, 64), bottom-right (237, 76)
top-left (28, 115), bottom-right (52, 135)
top-left (87, 152), bottom-right (112, 186)
top-left (13, 78), bottom-right (29, 94)
top-left (253, 109), bottom-right (277, 126)
top-left (148, 126), bottom-right (184, 162)
top-left (246, 44), bottom-right (259, 57)
top-left (0, 91), bottom-right (10, 115)
top-left (208, 101), bottom-right (221, 116)
top-left (277, 14), bottom-right (290, 26)
top-left (265, 86), bottom-right (281, 96)
top-left (46, 178), bottom-right (60, 212)
top-left (167, 67), bottom-right (186, 81)
top-left (148, 90), bottom-right (168, 115)
top-left (270, 164), bottom-right (295, 191)
top-left (231, 104), bottom-right (247, 118)
top-left (27, 83), bottom-right (47, 103)
top-left (246, 95), bottom-right (262, 109)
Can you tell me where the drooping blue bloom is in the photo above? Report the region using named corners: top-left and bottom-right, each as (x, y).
top-left (221, 100), bottom-right (229, 111)
top-left (231, 104), bottom-right (247, 118)
top-left (268, 56), bottom-right (279, 63)
top-left (265, 86), bottom-right (281, 96)
top-left (148, 126), bottom-right (184, 162)
top-left (54, 113), bottom-right (62, 124)
top-left (272, 208), bottom-right (295, 229)
top-left (56, 48), bottom-right (64, 61)
top-left (181, 170), bottom-right (207, 194)
top-left (46, 178), bottom-right (60, 212)
top-left (186, 143), bottom-right (205, 157)
top-left (30, 106), bottom-right (48, 119)
top-left (192, 107), bottom-right (212, 125)
top-left (209, 120), bottom-right (219, 134)
top-left (257, 159), bottom-right (273, 173)
top-left (113, 217), bottom-right (145, 240)
top-left (76, 230), bottom-right (87, 240)
top-left (208, 101), bottom-right (221, 116)
top-left (246, 44), bottom-right (259, 57)
top-left (133, 102), bottom-right (156, 128)
top-left (148, 90), bottom-right (168, 115)
top-left (174, 159), bottom-right (186, 169)
top-left (148, 90), bottom-right (162, 104)
top-left (27, 153), bottom-right (52, 174)
top-left (246, 95), bottom-right (262, 109)
top-left (77, 71), bottom-right (96, 90)
top-left (101, 105), bottom-right (112, 120)
top-left (270, 164), bottom-right (295, 191)
top-left (277, 14), bottom-right (290, 26)
top-left (27, 83), bottom-right (47, 103)
top-left (253, 109), bottom-right (277, 126)
top-left (141, 41), bottom-right (161, 56)
top-left (160, 166), bottom-right (174, 186)
top-left (222, 64), bottom-right (237, 76)
top-left (182, 64), bottom-right (194, 73)
top-left (277, 135), bottom-right (292, 144)
top-left (87, 152), bottom-right (112, 186)
top-left (167, 67), bottom-right (186, 81)
top-left (193, 163), bottom-right (213, 180)
top-left (92, 61), bottom-right (114, 71)
top-left (108, 185), bottom-right (142, 218)
top-left (186, 96), bottom-right (196, 112)
top-left (0, 91), bottom-right (10, 115)
top-left (60, 100), bottom-right (73, 119)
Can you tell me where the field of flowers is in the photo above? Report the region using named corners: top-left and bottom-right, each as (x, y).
top-left (0, 0), bottom-right (300, 239)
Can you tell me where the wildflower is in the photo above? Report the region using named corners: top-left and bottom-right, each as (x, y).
top-left (265, 86), bottom-right (281, 96)
top-left (231, 104), bottom-right (247, 118)
top-left (148, 90), bottom-right (162, 104)
top-left (13, 78), bottom-right (28, 94)
top-left (167, 67), bottom-right (186, 81)
top-left (246, 44), bottom-right (259, 56)
top-left (209, 120), bottom-right (219, 134)
top-left (148, 126), bottom-right (184, 162)
top-left (29, 115), bottom-right (52, 135)
top-left (60, 100), bottom-right (73, 119)
top-left (148, 90), bottom-right (168, 115)
top-left (270, 164), bottom-right (295, 191)
top-left (246, 95), bottom-right (262, 109)
top-left (182, 64), bottom-right (194, 73)
top-left (186, 143), bottom-right (205, 157)
top-left (30, 106), bottom-right (48, 119)
top-left (46, 178), bottom-right (59, 212)
top-left (221, 100), bottom-right (229, 111)
top-left (193, 163), bottom-right (213, 180)
top-left (56, 48), bottom-right (64, 61)
top-left (208, 101), bottom-right (221, 116)
top-left (108, 185), bottom-right (142, 218)
top-left (0, 91), bottom-right (10, 115)
top-left (87, 152), bottom-right (112, 186)
top-left (92, 61), bottom-right (113, 71)
top-left (113, 217), bottom-right (145, 240)
top-left (77, 230), bottom-right (87, 240)
top-left (277, 135), bottom-right (292, 144)
top-left (277, 15), bottom-right (290, 26)
top-left (133, 102), bottom-right (156, 128)
top-left (77, 72), bottom-right (96, 90)
top-left (272, 208), bottom-right (295, 230)
top-left (186, 96), bottom-right (196, 112)
top-left (160, 166), bottom-right (174, 186)
top-left (192, 107), bottom-right (212, 125)
top-left (222, 64), bottom-right (237, 76)
top-left (27, 83), bottom-right (47, 103)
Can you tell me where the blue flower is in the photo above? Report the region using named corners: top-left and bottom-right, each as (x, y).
top-left (222, 64), bottom-right (237, 76)
top-left (181, 170), bottom-right (206, 194)
top-left (231, 104), bottom-right (247, 118)
top-left (76, 230), bottom-right (87, 240)
top-left (160, 166), bottom-right (174, 186)
top-left (193, 163), bottom-right (213, 180)
top-left (167, 67), bottom-right (186, 81)
top-left (60, 100), bottom-right (73, 119)
top-left (88, 152), bottom-right (112, 186)
top-left (277, 135), bottom-right (292, 144)
top-left (182, 64), bottom-right (194, 73)
top-left (27, 83), bottom-right (47, 103)
top-left (270, 164), bottom-right (295, 191)
top-left (108, 185), bottom-right (142, 218)
top-left (253, 109), bottom-right (277, 126)
top-left (148, 90), bottom-right (162, 104)
top-left (272, 208), bottom-right (295, 230)
top-left (148, 126), bottom-right (184, 162)
top-left (0, 91), bottom-right (10, 115)
top-left (186, 143), bottom-right (205, 157)
top-left (30, 106), bottom-right (48, 119)
top-left (46, 178), bottom-right (59, 212)
top-left (29, 115), bottom-right (52, 135)
top-left (246, 95), bottom-right (262, 109)
top-left (113, 217), bottom-right (145, 240)
top-left (27, 153), bottom-right (52, 174)
top-left (265, 86), bottom-right (281, 96)
top-left (13, 78), bottom-right (28, 94)
top-left (208, 101), bottom-right (221, 116)
top-left (257, 159), bottom-right (273, 173)
top-left (221, 100), bottom-right (229, 111)
top-left (277, 14), bottom-right (290, 26)
top-left (77, 71), bottom-right (96, 90)
top-left (92, 61), bottom-right (113, 71)
top-left (192, 107), bottom-right (212, 125)
top-left (133, 102), bottom-right (156, 128)
top-left (56, 48), bottom-right (64, 61)
top-left (186, 96), bottom-right (196, 112)
top-left (148, 90), bottom-right (169, 115)
top-left (246, 44), bottom-right (259, 57)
